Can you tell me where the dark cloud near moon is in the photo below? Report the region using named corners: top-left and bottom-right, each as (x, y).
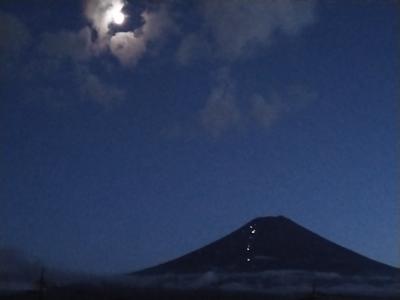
top-left (0, 0), bottom-right (317, 135)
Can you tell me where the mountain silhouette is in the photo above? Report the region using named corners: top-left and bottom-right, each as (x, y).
top-left (137, 216), bottom-right (397, 276)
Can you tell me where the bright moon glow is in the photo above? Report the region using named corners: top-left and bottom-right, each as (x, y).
top-left (112, 10), bottom-right (125, 25)
top-left (106, 4), bottom-right (125, 26)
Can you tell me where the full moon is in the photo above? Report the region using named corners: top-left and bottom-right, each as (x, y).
top-left (106, 5), bottom-right (126, 26)
top-left (112, 11), bottom-right (125, 25)
top-left (112, 10), bottom-right (125, 25)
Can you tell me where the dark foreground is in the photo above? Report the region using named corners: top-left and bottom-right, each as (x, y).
top-left (0, 286), bottom-right (398, 300)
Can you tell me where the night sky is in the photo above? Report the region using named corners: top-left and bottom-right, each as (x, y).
top-left (0, 0), bottom-right (398, 275)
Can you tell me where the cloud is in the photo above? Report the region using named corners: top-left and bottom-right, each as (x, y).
top-left (249, 86), bottom-right (317, 129)
top-left (0, 11), bottom-right (31, 58)
top-left (36, 1), bottom-right (175, 68)
top-left (175, 0), bottom-right (318, 138)
top-left (109, 5), bottom-right (175, 66)
top-left (84, 0), bottom-right (125, 44)
top-left (84, 0), bottom-right (175, 66)
top-left (39, 27), bottom-right (93, 62)
top-left (176, 33), bottom-right (211, 65)
top-left (0, 11), bottom-right (31, 82)
top-left (140, 7), bottom-right (176, 44)
top-left (77, 67), bottom-right (125, 107)
top-left (113, 270), bottom-right (399, 297)
top-left (203, 0), bottom-right (316, 60)
top-left (179, 0), bottom-right (316, 63)
top-left (200, 72), bottom-right (241, 138)
top-left (197, 68), bottom-right (317, 138)
top-left (250, 94), bottom-right (283, 128)
top-left (110, 31), bottom-right (147, 66)
top-left (2, 2), bottom-right (317, 117)
top-left (1, 1), bottom-right (176, 108)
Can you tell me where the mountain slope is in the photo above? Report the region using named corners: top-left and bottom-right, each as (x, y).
top-left (137, 216), bottom-right (397, 276)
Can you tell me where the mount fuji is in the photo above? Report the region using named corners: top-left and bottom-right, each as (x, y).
top-left (137, 216), bottom-right (397, 276)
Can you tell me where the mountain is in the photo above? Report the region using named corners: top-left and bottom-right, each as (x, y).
top-left (136, 216), bottom-right (397, 276)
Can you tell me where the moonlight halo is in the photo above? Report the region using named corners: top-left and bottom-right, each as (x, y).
top-left (106, 4), bottom-right (126, 26)
top-left (112, 10), bottom-right (125, 25)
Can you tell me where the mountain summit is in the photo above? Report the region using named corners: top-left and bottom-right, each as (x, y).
top-left (137, 216), bottom-right (397, 276)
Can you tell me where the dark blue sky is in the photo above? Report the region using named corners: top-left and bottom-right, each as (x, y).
top-left (1, 0), bottom-right (398, 274)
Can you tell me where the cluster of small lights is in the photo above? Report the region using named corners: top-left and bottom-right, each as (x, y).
top-left (245, 225), bottom-right (256, 263)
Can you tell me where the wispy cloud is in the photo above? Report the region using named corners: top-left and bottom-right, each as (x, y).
top-left (38, 1), bottom-right (175, 67)
top-left (1, 0), bottom-right (317, 120)
top-left (109, 6), bottom-right (175, 66)
top-left (84, 0), bottom-right (175, 66)
top-left (196, 69), bottom-right (318, 138)
top-left (200, 73), bottom-right (241, 138)
top-left (250, 94), bottom-right (283, 129)
top-left (0, 1), bottom-right (176, 108)
top-left (39, 27), bottom-right (93, 62)
top-left (179, 0), bottom-right (318, 138)
top-left (0, 11), bottom-right (31, 82)
top-left (0, 11), bottom-right (31, 58)
top-left (77, 66), bottom-right (125, 108)
top-left (84, 0), bottom-right (124, 42)
top-left (177, 0), bottom-right (317, 63)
